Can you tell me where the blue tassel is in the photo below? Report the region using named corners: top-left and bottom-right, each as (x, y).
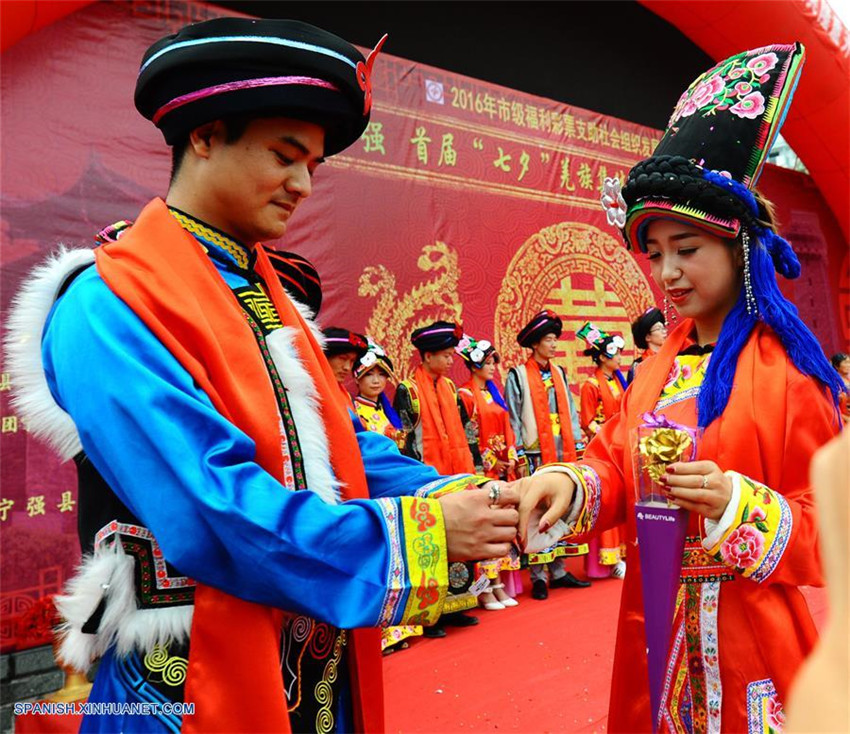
top-left (697, 230), bottom-right (843, 428)
top-left (486, 379), bottom-right (509, 412)
top-left (379, 391), bottom-right (404, 430)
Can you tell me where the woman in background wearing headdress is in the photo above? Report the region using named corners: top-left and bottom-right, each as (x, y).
top-left (629, 307), bottom-right (668, 384)
top-left (353, 339), bottom-right (422, 652)
top-left (457, 335), bottom-right (521, 610)
top-left (577, 322), bottom-right (628, 579)
top-left (517, 44), bottom-right (842, 732)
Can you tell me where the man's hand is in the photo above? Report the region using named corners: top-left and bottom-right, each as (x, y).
top-left (516, 472), bottom-right (577, 546)
top-left (439, 487), bottom-right (518, 561)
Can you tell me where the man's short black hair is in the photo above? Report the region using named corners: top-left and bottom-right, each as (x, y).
top-left (169, 115), bottom-right (254, 185)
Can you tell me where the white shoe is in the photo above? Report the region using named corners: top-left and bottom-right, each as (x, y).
top-left (500, 596), bottom-right (519, 607)
top-left (612, 561), bottom-right (627, 579)
top-left (479, 591), bottom-right (505, 611)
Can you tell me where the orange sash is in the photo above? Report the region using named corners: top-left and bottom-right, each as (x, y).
top-left (95, 199), bottom-right (382, 733)
top-left (414, 364), bottom-right (474, 474)
top-left (526, 358), bottom-right (577, 463)
top-left (595, 367), bottom-right (622, 421)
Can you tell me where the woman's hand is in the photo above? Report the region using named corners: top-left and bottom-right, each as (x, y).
top-left (660, 460), bottom-right (732, 521)
top-left (515, 472), bottom-right (577, 546)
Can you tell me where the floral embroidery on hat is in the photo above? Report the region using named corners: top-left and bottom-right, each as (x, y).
top-left (667, 48), bottom-right (782, 127)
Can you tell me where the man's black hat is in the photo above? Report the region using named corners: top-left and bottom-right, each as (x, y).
top-left (631, 307), bottom-right (666, 351)
top-left (262, 246), bottom-right (322, 316)
top-left (411, 321), bottom-right (463, 353)
top-left (322, 327), bottom-right (368, 358)
top-left (517, 309), bottom-right (562, 348)
top-left (135, 17), bottom-right (386, 155)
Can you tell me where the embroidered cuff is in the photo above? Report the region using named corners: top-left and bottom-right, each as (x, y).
top-left (397, 496), bottom-right (448, 626)
top-left (702, 472), bottom-right (793, 583)
top-left (533, 463), bottom-right (601, 536)
top-left (413, 474), bottom-right (483, 498)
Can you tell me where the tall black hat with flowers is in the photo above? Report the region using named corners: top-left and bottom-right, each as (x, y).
top-left (601, 43), bottom-right (842, 426)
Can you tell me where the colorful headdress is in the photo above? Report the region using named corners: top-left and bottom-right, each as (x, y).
top-left (631, 307), bottom-right (666, 351)
top-left (354, 338), bottom-right (396, 381)
top-left (411, 321), bottom-right (463, 353)
top-left (322, 327), bottom-right (368, 358)
top-left (135, 18), bottom-right (386, 155)
top-left (617, 43), bottom-right (805, 262)
top-left (602, 42), bottom-right (842, 425)
top-left (517, 309), bottom-right (563, 348)
top-left (577, 322), bottom-right (625, 360)
top-left (455, 334), bottom-right (499, 369)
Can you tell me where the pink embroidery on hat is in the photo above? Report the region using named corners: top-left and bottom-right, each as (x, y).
top-left (152, 75), bottom-right (341, 124)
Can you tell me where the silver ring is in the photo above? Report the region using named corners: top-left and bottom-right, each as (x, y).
top-left (701, 475), bottom-right (709, 489)
top-left (488, 483), bottom-right (502, 504)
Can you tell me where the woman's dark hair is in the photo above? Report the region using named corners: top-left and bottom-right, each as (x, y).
top-left (832, 353), bottom-right (850, 370)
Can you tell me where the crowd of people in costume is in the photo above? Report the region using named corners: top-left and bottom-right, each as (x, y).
top-left (4, 13), bottom-right (847, 734)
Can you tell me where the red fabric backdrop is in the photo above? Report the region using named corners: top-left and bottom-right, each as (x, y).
top-left (1, 0), bottom-right (846, 652)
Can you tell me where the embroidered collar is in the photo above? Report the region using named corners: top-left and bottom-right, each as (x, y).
top-left (168, 207), bottom-right (252, 270)
top-left (355, 395), bottom-right (379, 408)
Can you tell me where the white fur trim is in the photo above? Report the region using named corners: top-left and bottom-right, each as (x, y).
top-left (266, 327), bottom-right (341, 504)
top-left (54, 543), bottom-right (193, 672)
top-left (4, 247), bottom-right (95, 461)
top-left (287, 292), bottom-right (325, 347)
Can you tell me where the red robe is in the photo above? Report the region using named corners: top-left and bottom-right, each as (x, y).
top-left (580, 369), bottom-right (625, 568)
top-left (567, 320), bottom-right (838, 732)
top-left (458, 380), bottom-right (517, 480)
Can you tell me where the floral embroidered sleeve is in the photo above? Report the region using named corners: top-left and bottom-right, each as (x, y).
top-left (702, 374), bottom-right (836, 587)
top-left (702, 473), bottom-right (792, 582)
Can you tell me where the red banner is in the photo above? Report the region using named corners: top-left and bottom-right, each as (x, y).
top-left (1, 0), bottom-right (846, 651)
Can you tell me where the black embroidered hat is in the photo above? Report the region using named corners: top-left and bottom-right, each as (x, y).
top-left (631, 307), bottom-right (666, 351)
top-left (411, 321), bottom-right (463, 353)
top-left (135, 17), bottom-right (386, 155)
top-left (261, 246), bottom-right (322, 316)
top-left (577, 322), bottom-right (625, 361)
top-left (618, 43), bottom-right (805, 260)
top-left (322, 327), bottom-right (368, 358)
top-left (517, 309), bottom-right (562, 348)
top-left (353, 338), bottom-right (396, 381)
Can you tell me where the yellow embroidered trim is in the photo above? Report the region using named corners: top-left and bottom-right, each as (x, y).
top-left (143, 644), bottom-right (188, 687)
top-left (170, 209), bottom-right (250, 268)
top-left (706, 472), bottom-right (791, 582)
top-left (397, 496), bottom-right (448, 626)
top-left (237, 283), bottom-right (284, 331)
top-left (540, 462), bottom-right (602, 537)
top-left (314, 629), bottom-right (346, 734)
top-left (440, 592), bottom-right (478, 614)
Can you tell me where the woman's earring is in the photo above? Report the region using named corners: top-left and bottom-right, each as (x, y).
top-left (663, 295), bottom-right (678, 323)
top-left (742, 229), bottom-right (758, 317)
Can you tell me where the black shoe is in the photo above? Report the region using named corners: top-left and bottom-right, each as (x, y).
top-left (441, 612), bottom-right (479, 627)
top-left (531, 579), bottom-right (549, 600)
top-left (550, 572), bottom-right (591, 589)
top-left (422, 624), bottom-right (447, 638)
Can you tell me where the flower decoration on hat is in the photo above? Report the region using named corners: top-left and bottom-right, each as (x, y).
top-left (600, 177), bottom-right (627, 230)
top-left (354, 336), bottom-right (395, 380)
top-left (577, 322), bottom-right (625, 358)
top-left (456, 334), bottom-right (496, 368)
